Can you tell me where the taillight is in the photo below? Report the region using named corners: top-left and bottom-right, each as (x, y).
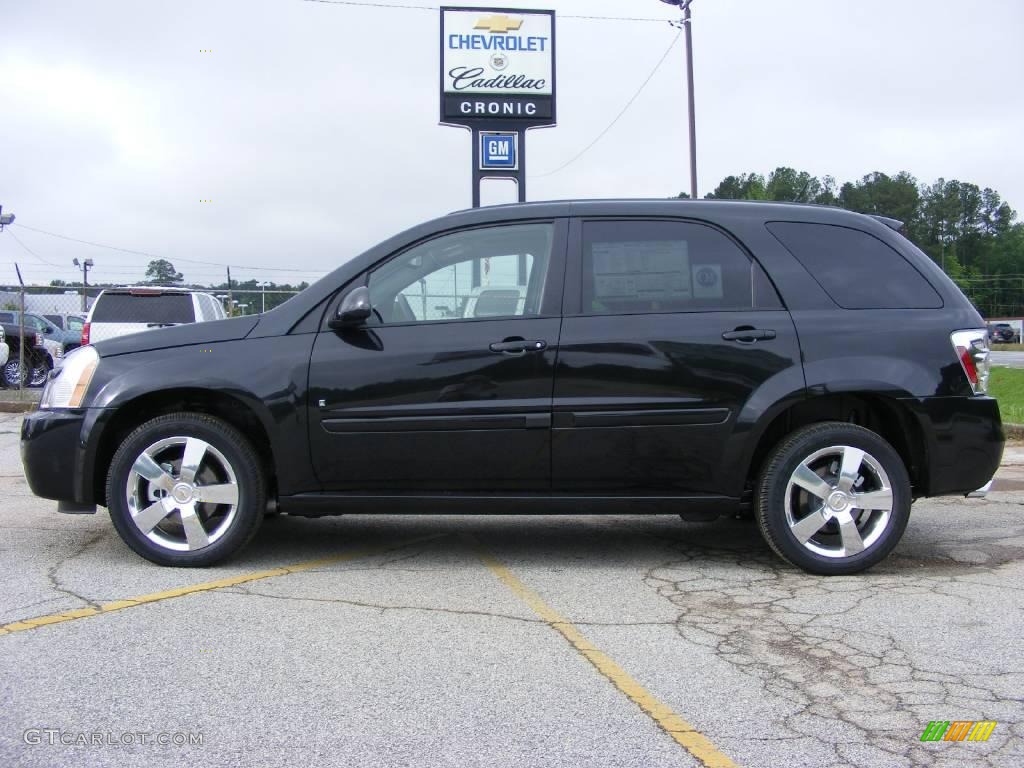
top-left (951, 330), bottom-right (990, 394)
top-left (81, 323), bottom-right (90, 346)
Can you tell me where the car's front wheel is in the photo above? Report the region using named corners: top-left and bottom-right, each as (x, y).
top-left (106, 413), bottom-right (265, 566)
top-left (756, 422), bottom-right (911, 575)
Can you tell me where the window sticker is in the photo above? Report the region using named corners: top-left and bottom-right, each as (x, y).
top-left (692, 264), bottom-right (723, 299)
top-left (591, 240), bottom-right (691, 302)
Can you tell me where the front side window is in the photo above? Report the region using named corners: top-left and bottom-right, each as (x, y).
top-left (368, 223), bottom-right (553, 324)
top-left (580, 220), bottom-right (773, 315)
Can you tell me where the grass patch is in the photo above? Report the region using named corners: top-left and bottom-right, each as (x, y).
top-left (990, 367), bottom-right (1024, 424)
top-left (991, 343), bottom-right (1023, 351)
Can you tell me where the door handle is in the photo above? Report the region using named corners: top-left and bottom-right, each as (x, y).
top-left (489, 338), bottom-right (547, 355)
top-left (722, 328), bottom-right (776, 343)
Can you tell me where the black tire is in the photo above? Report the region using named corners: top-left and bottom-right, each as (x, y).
top-left (106, 412), bottom-right (265, 566)
top-left (756, 422), bottom-right (911, 575)
top-left (29, 360), bottom-right (50, 388)
top-left (3, 358), bottom-right (28, 388)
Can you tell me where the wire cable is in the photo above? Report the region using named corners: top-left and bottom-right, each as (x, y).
top-left (11, 223), bottom-right (320, 274)
top-left (530, 30), bottom-right (681, 179)
top-left (3, 229), bottom-right (63, 268)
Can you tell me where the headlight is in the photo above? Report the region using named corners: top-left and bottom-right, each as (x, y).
top-left (39, 346), bottom-right (99, 409)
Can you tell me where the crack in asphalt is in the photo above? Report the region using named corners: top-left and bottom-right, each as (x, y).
top-left (629, 520), bottom-right (1024, 768)
top-left (218, 584), bottom-right (677, 629)
top-left (44, 530), bottom-right (107, 610)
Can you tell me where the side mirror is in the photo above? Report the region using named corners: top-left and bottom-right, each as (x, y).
top-left (329, 286), bottom-right (373, 329)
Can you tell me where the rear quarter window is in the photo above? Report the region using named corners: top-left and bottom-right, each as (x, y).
top-left (766, 222), bottom-right (942, 309)
top-left (91, 294), bottom-right (196, 324)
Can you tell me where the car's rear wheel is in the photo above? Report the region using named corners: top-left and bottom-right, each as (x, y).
top-left (756, 422), bottom-right (911, 575)
top-left (106, 413), bottom-right (265, 566)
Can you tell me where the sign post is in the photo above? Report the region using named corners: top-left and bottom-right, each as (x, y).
top-left (439, 7), bottom-right (556, 206)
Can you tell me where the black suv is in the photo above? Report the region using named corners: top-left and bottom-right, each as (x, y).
top-left (21, 201), bottom-right (1003, 574)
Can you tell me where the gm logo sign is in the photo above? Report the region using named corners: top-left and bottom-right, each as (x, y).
top-left (480, 132), bottom-right (518, 170)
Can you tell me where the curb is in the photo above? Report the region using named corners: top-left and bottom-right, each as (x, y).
top-left (0, 401), bottom-right (37, 414)
top-left (1005, 423), bottom-right (1024, 441)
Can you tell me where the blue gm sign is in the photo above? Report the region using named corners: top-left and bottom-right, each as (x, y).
top-left (480, 132), bottom-right (518, 170)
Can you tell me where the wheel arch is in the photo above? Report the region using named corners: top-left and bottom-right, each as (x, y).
top-left (741, 392), bottom-right (928, 498)
top-left (90, 388), bottom-right (277, 507)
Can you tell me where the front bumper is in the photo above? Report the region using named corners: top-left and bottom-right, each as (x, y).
top-left (21, 409), bottom-right (90, 504)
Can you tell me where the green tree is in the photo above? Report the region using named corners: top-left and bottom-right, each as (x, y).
top-left (839, 172), bottom-right (920, 225)
top-left (765, 167), bottom-right (822, 203)
top-left (145, 259), bottom-right (184, 286)
top-left (705, 173), bottom-right (767, 200)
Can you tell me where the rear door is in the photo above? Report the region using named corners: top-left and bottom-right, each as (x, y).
top-left (308, 220), bottom-right (566, 492)
top-left (552, 217), bottom-right (803, 496)
top-left (88, 290), bottom-right (197, 343)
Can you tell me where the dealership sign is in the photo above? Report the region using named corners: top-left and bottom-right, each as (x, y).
top-left (440, 7), bottom-right (556, 126)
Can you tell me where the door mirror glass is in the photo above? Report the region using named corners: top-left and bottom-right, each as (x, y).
top-left (329, 286), bottom-right (373, 329)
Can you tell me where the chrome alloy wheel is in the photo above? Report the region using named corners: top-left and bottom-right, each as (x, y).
top-left (783, 445), bottom-right (894, 559)
top-left (125, 436), bottom-right (240, 552)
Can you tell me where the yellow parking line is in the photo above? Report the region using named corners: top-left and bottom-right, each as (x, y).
top-left (0, 534), bottom-right (446, 637)
top-left (468, 535), bottom-right (739, 768)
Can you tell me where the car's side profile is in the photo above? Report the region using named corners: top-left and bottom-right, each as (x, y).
top-left (21, 200), bottom-right (1003, 575)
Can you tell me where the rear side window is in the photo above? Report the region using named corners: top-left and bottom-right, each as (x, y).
top-left (580, 220), bottom-right (781, 314)
top-left (766, 222), bottom-right (942, 309)
top-left (92, 294), bottom-right (196, 324)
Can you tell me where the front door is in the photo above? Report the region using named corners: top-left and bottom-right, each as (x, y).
top-left (309, 220), bottom-right (566, 492)
top-left (552, 217), bottom-right (803, 496)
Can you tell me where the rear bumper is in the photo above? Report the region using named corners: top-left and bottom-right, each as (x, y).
top-left (21, 409), bottom-right (90, 504)
top-left (911, 395), bottom-right (1004, 496)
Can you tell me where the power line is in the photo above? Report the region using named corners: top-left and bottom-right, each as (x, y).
top-left (3, 229), bottom-right (63, 268)
top-left (11, 223), bottom-right (323, 274)
top-left (531, 30), bottom-right (682, 179)
top-left (301, 0), bottom-right (671, 22)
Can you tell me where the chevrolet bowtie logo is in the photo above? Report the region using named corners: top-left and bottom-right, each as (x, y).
top-left (474, 14), bottom-right (523, 34)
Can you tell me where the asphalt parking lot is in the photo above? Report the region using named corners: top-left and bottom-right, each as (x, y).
top-left (1, 411), bottom-right (1022, 768)
top-left (991, 351), bottom-right (1024, 369)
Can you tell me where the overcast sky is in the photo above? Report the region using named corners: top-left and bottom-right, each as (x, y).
top-left (2, 0), bottom-right (1022, 288)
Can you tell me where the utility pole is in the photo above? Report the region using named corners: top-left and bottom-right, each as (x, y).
top-left (226, 266), bottom-right (234, 316)
top-left (662, 0), bottom-right (698, 199)
top-left (72, 258), bottom-right (94, 312)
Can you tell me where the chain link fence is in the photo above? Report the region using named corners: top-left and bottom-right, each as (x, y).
top-left (0, 285), bottom-right (302, 401)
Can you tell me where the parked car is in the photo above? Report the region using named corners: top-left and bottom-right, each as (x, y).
top-left (0, 327), bottom-right (9, 369)
top-left (82, 287), bottom-right (227, 345)
top-left (1, 311), bottom-right (68, 361)
top-left (22, 200), bottom-right (1003, 574)
top-left (43, 313), bottom-right (87, 350)
top-left (0, 312), bottom-right (60, 387)
top-left (987, 322), bottom-right (1019, 344)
